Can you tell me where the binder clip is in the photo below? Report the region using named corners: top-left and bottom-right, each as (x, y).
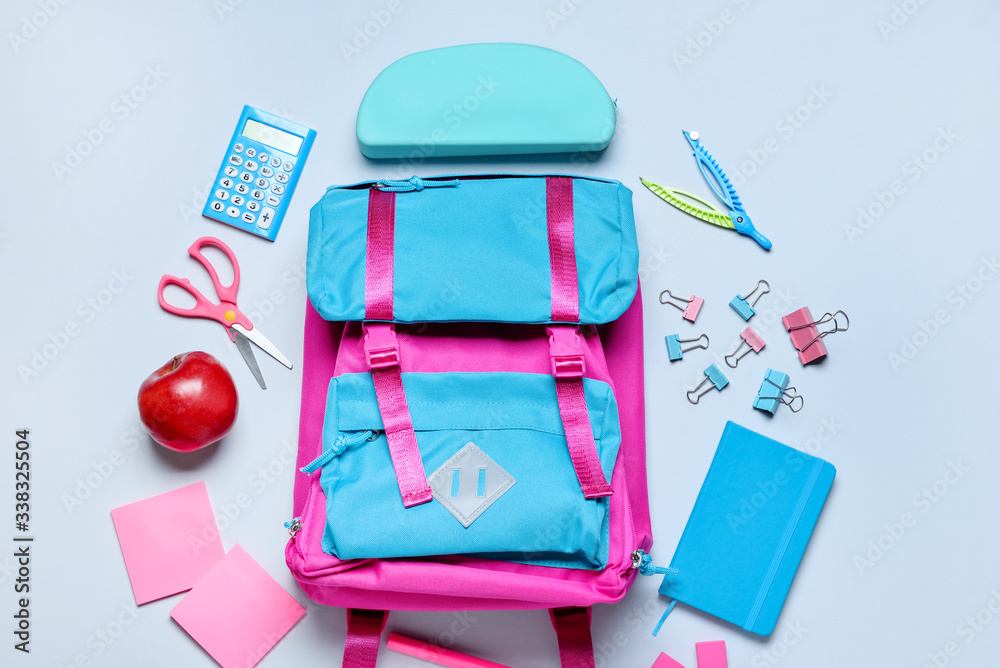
top-left (687, 364), bottom-right (729, 404)
top-left (753, 368), bottom-right (803, 415)
top-left (729, 279), bottom-right (770, 321)
top-left (724, 327), bottom-right (766, 368)
top-left (666, 333), bottom-right (709, 361)
top-left (782, 308), bottom-right (849, 365)
top-left (660, 289), bottom-right (704, 323)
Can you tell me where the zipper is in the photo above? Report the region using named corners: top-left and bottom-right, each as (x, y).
top-left (373, 176), bottom-right (460, 192)
top-left (327, 172), bottom-right (623, 192)
top-left (285, 517), bottom-right (302, 537)
top-left (300, 430), bottom-right (380, 475)
top-left (627, 548), bottom-right (676, 578)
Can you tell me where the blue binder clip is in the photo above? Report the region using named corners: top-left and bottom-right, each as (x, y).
top-left (665, 333), bottom-right (709, 361)
top-left (730, 279), bottom-right (770, 321)
top-left (687, 364), bottom-right (729, 404)
top-left (753, 368), bottom-right (804, 415)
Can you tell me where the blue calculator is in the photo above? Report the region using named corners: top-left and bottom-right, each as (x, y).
top-left (202, 106), bottom-right (316, 241)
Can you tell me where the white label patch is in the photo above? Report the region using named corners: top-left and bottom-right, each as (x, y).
top-left (427, 442), bottom-right (515, 528)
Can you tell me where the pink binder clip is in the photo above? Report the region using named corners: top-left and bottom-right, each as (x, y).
top-left (724, 327), bottom-right (766, 368)
top-left (660, 289), bottom-right (704, 323)
top-left (782, 307), bottom-right (849, 365)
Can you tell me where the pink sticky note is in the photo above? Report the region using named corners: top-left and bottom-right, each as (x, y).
top-left (111, 482), bottom-right (224, 605)
top-left (652, 651), bottom-right (688, 668)
top-left (171, 545), bottom-right (306, 668)
top-left (696, 640), bottom-right (727, 668)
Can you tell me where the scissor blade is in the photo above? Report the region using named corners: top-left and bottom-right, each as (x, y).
top-left (231, 324), bottom-right (293, 369)
top-left (640, 179), bottom-right (735, 230)
top-left (233, 328), bottom-right (266, 389)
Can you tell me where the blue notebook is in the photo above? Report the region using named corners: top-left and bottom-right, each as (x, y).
top-left (657, 422), bottom-right (836, 636)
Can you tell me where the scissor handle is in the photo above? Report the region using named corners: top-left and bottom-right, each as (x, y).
top-left (187, 236), bottom-right (241, 305)
top-left (158, 274), bottom-right (228, 321)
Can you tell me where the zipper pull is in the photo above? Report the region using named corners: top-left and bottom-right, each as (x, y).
top-left (301, 430), bottom-right (379, 475)
top-left (631, 549), bottom-right (678, 577)
top-left (285, 517), bottom-right (302, 537)
top-left (375, 176), bottom-right (460, 192)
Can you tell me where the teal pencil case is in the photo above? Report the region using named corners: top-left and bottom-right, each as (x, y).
top-left (356, 43), bottom-right (617, 158)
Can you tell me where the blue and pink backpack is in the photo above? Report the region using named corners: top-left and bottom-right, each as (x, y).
top-left (286, 174), bottom-right (653, 666)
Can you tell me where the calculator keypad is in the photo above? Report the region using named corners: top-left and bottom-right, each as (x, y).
top-left (208, 144), bottom-right (290, 232)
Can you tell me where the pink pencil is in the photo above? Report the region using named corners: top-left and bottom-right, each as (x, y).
top-left (387, 633), bottom-right (511, 668)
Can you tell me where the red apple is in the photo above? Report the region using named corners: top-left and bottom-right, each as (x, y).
top-left (138, 351), bottom-right (239, 452)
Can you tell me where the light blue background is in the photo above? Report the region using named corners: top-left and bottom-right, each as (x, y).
top-left (2, 1), bottom-right (999, 667)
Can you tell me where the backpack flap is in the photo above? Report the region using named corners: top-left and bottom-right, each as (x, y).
top-left (307, 174), bottom-right (638, 325)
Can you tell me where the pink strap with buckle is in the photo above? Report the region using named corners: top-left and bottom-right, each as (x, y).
top-left (548, 326), bottom-right (613, 499)
top-left (364, 324), bottom-right (432, 508)
top-left (547, 177), bottom-right (580, 322)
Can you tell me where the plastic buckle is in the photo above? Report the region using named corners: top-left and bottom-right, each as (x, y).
top-left (363, 323), bottom-right (400, 370)
top-left (547, 325), bottom-right (586, 379)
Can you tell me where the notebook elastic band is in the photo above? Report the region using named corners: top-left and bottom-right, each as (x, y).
top-left (743, 458), bottom-right (824, 632)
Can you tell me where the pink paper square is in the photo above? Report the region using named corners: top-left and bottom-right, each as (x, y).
top-left (111, 482), bottom-right (225, 605)
top-left (696, 640), bottom-right (728, 668)
top-left (652, 652), bottom-right (687, 668)
top-left (171, 545), bottom-right (305, 668)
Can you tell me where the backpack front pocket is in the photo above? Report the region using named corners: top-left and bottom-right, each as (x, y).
top-left (313, 371), bottom-right (621, 570)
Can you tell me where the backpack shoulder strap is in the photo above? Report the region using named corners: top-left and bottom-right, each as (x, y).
top-left (343, 608), bottom-right (388, 668)
top-left (551, 606), bottom-right (597, 668)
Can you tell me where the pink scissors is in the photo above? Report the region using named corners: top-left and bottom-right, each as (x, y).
top-left (158, 236), bottom-right (292, 389)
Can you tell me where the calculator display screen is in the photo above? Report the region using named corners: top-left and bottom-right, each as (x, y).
top-left (241, 119), bottom-right (303, 156)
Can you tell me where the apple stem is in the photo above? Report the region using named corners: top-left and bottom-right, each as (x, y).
top-left (171, 356), bottom-right (181, 372)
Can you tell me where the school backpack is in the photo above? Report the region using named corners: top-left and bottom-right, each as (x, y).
top-left (286, 174), bottom-right (653, 667)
